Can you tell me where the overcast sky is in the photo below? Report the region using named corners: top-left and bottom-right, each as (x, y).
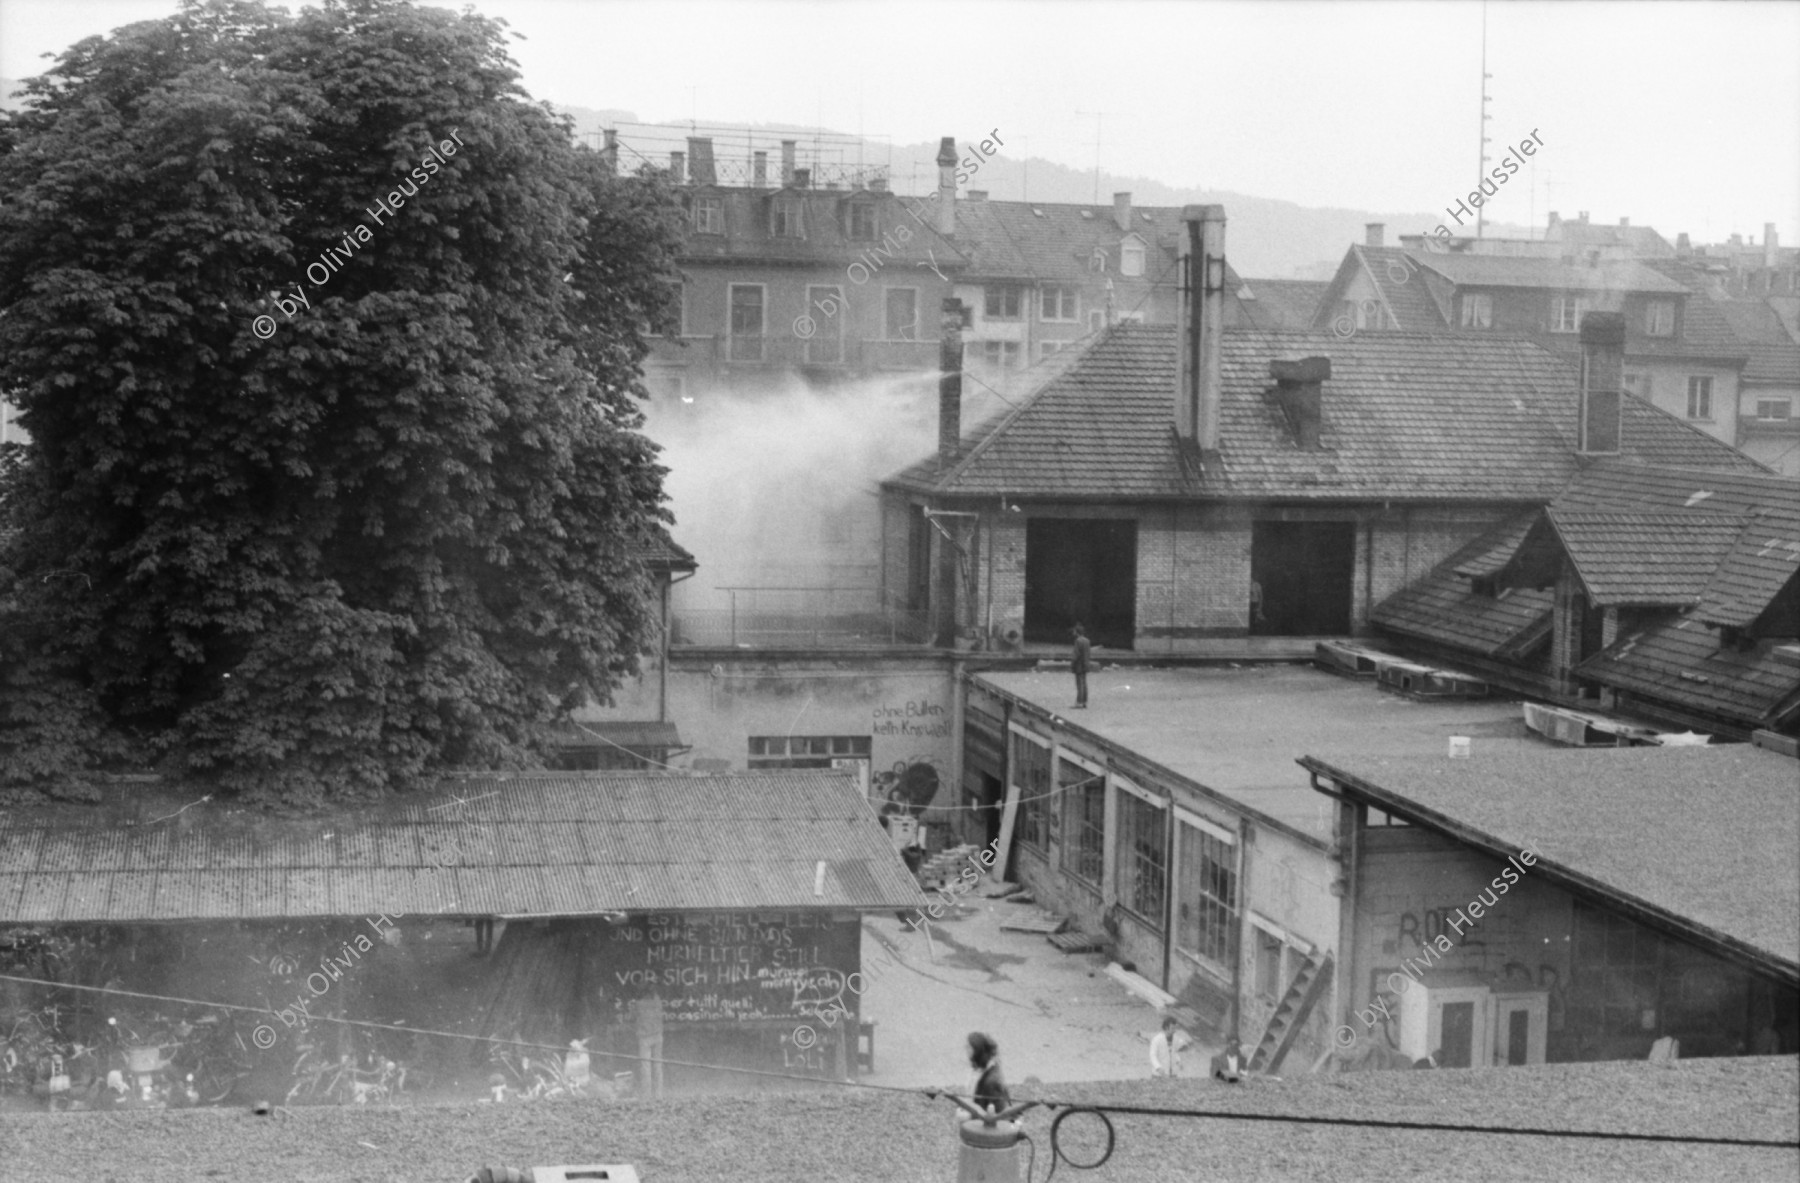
top-left (3, 0), bottom-right (1796, 244)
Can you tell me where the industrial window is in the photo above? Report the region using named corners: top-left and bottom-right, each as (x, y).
top-left (692, 197), bottom-right (724, 235)
top-left (728, 284), bottom-right (765, 361)
top-left (771, 199), bottom-right (805, 238)
top-left (1253, 926), bottom-right (1284, 1001)
top-left (984, 286), bottom-right (1022, 320)
top-left (1060, 758), bottom-right (1105, 888)
top-left (1645, 299), bottom-right (1675, 337)
top-left (1041, 285), bottom-right (1079, 322)
top-left (848, 202), bottom-right (877, 241)
top-left (1552, 295), bottom-right (1589, 333)
top-left (885, 288), bottom-right (919, 340)
top-left (1120, 239), bottom-right (1145, 278)
top-left (1010, 730), bottom-right (1052, 852)
top-left (1459, 293), bottom-right (1493, 329)
top-left (1175, 817), bottom-right (1237, 972)
top-left (747, 735), bottom-right (871, 769)
top-left (1686, 376), bottom-right (1713, 420)
top-left (981, 340), bottom-right (1021, 369)
top-left (804, 285), bottom-right (843, 364)
top-left (1756, 398), bottom-right (1793, 420)
top-left (1115, 787), bottom-right (1167, 926)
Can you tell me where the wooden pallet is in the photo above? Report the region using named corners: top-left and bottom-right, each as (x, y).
top-left (1048, 930), bottom-right (1107, 954)
top-left (999, 909), bottom-right (1067, 935)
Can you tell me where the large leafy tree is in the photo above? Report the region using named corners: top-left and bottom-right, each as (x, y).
top-left (0, 0), bottom-right (683, 805)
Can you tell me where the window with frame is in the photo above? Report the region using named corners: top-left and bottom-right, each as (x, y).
top-left (981, 340), bottom-right (1021, 369)
top-left (1089, 249), bottom-right (1108, 274)
top-left (1175, 819), bottom-right (1237, 971)
top-left (885, 288), bottom-right (919, 340)
top-left (1041, 285), bottom-right (1079, 322)
top-left (1059, 758), bottom-right (1105, 888)
top-left (692, 197), bottom-right (724, 235)
top-left (804, 285), bottom-right (843, 364)
top-left (1010, 731), bottom-right (1052, 851)
top-left (1645, 299), bottom-right (1675, 337)
top-left (1460, 293), bottom-right (1493, 329)
top-left (728, 285), bottom-right (765, 361)
top-left (1115, 789), bottom-right (1167, 925)
top-left (1120, 239), bottom-right (1145, 278)
top-left (748, 735), bottom-right (871, 769)
top-left (848, 202), bottom-right (877, 241)
top-left (1756, 398), bottom-right (1793, 421)
top-left (984, 286), bottom-right (1022, 320)
top-left (1552, 295), bottom-right (1590, 333)
top-left (771, 199), bottom-right (805, 238)
top-left (1253, 926), bottom-right (1284, 1001)
top-left (1686, 376), bottom-right (1714, 420)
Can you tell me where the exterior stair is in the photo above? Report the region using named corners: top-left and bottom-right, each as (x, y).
top-left (1248, 952), bottom-right (1333, 1074)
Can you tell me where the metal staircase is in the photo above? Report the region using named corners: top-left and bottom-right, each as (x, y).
top-left (1247, 952), bottom-right (1333, 1074)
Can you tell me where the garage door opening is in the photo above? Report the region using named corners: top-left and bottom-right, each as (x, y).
top-left (1250, 520), bottom-right (1355, 636)
top-left (1024, 518), bottom-right (1137, 649)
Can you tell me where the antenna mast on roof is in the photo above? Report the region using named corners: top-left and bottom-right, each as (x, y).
top-left (1075, 109), bottom-right (1117, 206)
top-left (1476, 0), bottom-right (1492, 239)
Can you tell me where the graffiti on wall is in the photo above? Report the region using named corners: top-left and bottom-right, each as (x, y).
top-left (873, 758), bottom-right (942, 817)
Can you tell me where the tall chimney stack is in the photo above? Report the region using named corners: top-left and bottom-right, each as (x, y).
top-left (1766, 222), bottom-right (1780, 267)
top-left (686, 137), bottom-right (715, 186)
top-left (939, 297), bottom-right (965, 468)
top-left (1267, 357), bottom-right (1331, 450)
top-left (1113, 192), bottom-right (1132, 233)
top-left (1578, 312), bottom-right (1625, 455)
top-left (936, 137), bottom-right (957, 236)
top-left (1176, 205), bottom-right (1228, 457)
top-left (600, 128), bottom-right (618, 175)
top-left (752, 151), bottom-right (767, 189)
top-left (1365, 223), bottom-right (1385, 247)
top-left (669, 151), bottom-right (685, 184)
top-left (780, 140), bottom-right (796, 186)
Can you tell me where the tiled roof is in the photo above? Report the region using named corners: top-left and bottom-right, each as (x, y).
top-left (1697, 528), bottom-right (1800, 629)
top-left (1716, 298), bottom-right (1800, 384)
top-left (0, 771), bottom-right (926, 923)
top-left (1348, 246), bottom-right (1452, 333)
top-left (675, 187), bottom-right (970, 269)
top-left (951, 199), bottom-right (1191, 284)
top-left (887, 325), bottom-right (1766, 501)
top-left (1547, 510), bottom-right (1747, 607)
top-left (1304, 746), bottom-right (1800, 975)
top-left (1372, 518), bottom-right (1553, 656)
top-left (1407, 252), bottom-right (1690, 294)
top-left (1237, 278), bottom-right (1329, 329)
top-left (629, 526), bottom-right (697, 572)
top-left (1579, 617), bottom-right (1800, 731)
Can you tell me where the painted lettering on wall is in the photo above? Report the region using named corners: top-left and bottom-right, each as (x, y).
top-left (873, 699), bottom-right (949, 738)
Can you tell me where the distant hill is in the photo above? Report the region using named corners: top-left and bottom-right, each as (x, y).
top-left (558, 110), bottom-right (1537, 279)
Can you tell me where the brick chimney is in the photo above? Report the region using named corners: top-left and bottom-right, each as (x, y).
top-left (1578, 312), bottom-right (1625, 455)
top-left (687, 137), bottom-right (716, 186)
top-left (1547, 211), bottom-right (1561, 237)
top-left (780, 140), bottom-right (796, 186)
top-left (793, 168), bottom-right (811, 189)
top-left (1176, 205), bottom-right (1227, 457)
top-left (1267, 357), bottom-right (1330, 450)
top-left (752, 151), bottom-right (767, 189)
top-left (1619, 217), bottom-right (1630, 228)
top-left (939, 297), bottom-right (965, 468)
top-left (1113, 192), bottom-right (1132, 233)
top-left (600, 129), bottom-right (618, 175)
top-left (1365, 223), bottom-right (1385, 247)
top-left (669, 151), bottom-right (685, 184)
top-left (936, 137), bottom-right (957, 236)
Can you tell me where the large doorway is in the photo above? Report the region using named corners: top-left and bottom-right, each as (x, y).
top-left (1024, 518), bottom-right (1137, 649)
top-left (1250, 520), bottom-right (1355, 636)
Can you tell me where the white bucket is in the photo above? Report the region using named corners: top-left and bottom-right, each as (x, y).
top-left (1447, 736), bottom-right (1472, 758)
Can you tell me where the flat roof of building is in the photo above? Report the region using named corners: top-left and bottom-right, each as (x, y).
top-left (976, 664), bottom-right (1543, 845)
top-left (0, 770), bottom-right (928, 923)
top-left (1303, 745), bottom-right (1800, 977)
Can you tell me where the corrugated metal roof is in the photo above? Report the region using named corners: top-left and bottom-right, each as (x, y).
top-left (0, 771), bottom-right (927, 923)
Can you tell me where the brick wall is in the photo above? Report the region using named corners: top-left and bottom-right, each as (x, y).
top-left (1356, 507), bottom-right (1516, 629)
top-left (1136, 504), bottom-right (1254, 649)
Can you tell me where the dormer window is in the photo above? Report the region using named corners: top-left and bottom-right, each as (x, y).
top-left (692, 197), bottom-right (723, 236)
top-left (1645, 299), bottom-right (1675, 337)
top-left (1121, 236), bottom-right (1145, 278)
top-left (771, 198), bottom-right (805, 238)
top-left (848, 202), bottom-right (877, 242)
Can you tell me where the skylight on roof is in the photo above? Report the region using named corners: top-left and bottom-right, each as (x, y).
top-left (1032, 208), bottom-right (1045, 217)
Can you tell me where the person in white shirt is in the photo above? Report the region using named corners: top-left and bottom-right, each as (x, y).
top-left (1149, 1017), bottom-right (1186, 1077)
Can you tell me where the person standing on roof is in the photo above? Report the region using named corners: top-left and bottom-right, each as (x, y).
top-left (1070, 624), bottom-right (1092, 708)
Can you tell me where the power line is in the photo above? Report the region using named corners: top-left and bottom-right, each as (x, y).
top-left (0, 972), bottom-right (1792, 1149)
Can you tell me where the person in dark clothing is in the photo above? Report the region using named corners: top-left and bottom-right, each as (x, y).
top-left (967, 1031), bottom-right (1010, 1114)
top-left (1070, 624), bottom-right (1092, 708)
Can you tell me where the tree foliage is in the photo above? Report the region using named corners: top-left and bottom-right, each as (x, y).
top-left (0, 0), bottom-right (684, 805)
